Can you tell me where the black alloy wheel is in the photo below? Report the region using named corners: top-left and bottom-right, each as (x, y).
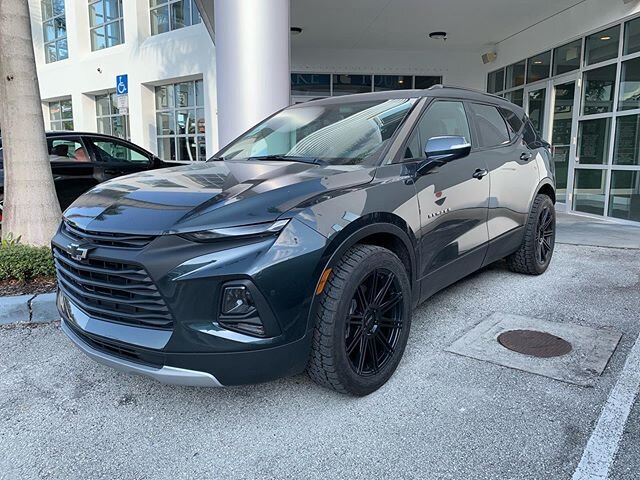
top-left (345, 269), bottom-right (404, 376)
top-left (307, 244), bottom-right (412, 396)
top-left (506, 193), bottom-right (555, 275)
top-left (535, 204), bottom-right (554, 265)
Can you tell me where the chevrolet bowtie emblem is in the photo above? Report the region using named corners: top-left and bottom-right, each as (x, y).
top-left (68, 243), bottom-right (92, 261)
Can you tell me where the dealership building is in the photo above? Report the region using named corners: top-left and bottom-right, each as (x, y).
top-left (19, 0), bottom-right (640, 224)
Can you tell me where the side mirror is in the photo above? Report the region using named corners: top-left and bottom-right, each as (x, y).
top-left (424, 135), bottom-right (471, 162)
top-left (416, 136), bottom-right (471, 176)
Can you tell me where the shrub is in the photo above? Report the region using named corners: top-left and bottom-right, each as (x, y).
top-left (0, 243), bottom-right (55, 281)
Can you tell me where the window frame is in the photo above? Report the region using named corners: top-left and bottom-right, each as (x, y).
top-left (41, 0), bottom-right (68, 63)
top-left (47, 136), bottom-right (92, 163)
top-left (466, 101), bottom-right (516, 151)
top-left (88, 0), bottom-right (125, 51)
top-left (394, 97), bottom-right (475, 164)
top-left (149, 0), bottom-right (201, 36)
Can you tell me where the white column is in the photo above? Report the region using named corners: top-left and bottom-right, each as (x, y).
top-left (214, 0), bottom-right (290, 148)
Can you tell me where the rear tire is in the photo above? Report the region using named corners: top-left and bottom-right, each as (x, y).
top-left (307, 245), bottom-right (412, 396)
top-left (506, 194), bottom-right (555, 275)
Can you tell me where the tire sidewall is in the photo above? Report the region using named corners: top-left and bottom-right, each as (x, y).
top-left (532, 195), bottom-right (556, 274)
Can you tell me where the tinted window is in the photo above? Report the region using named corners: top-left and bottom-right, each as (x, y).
top-left (90, 139), bottom-right (149, 164)
top-left (523, 121), bottom-right (538, 147)
top-left (48, 138), bottom-right (90, 162)
top-left (469, 104), bottom-right (511, 148)
top-left (403, 101), bottom-right (471, 159)
top-left (499, 107), bottom-right (523, 135)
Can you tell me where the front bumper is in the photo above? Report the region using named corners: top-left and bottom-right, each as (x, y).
top-left (61, 318), bottom-right (222, 387)
top-left (53, 218), bottom-right (328, 386)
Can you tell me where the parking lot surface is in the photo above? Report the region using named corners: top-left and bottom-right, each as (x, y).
top-left (1, 242), bottom-right (639, 480)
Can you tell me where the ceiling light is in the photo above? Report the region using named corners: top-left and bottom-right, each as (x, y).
top-left (533, 60), bottom-right (543, 65)
top-left (290, 27), bottom-right (303, 35)
top-left (428, 31), bottom-right (448, 41)
top-left (600, 36), bottom-right (611, 41)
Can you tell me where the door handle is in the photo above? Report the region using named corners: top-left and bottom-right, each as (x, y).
top-left (472, 168), bottom-right (489, 180)
top-left (520, 152), bottom-right (533, 161)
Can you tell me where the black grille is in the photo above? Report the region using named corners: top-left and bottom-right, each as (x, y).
top-left (54, 247), bottom-right (173, 329)
top-left (62, 220), bottom-right (155, 249)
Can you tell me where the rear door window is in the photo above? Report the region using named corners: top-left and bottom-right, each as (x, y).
top-left (88, 138), bottom-right (150, 164)
top-left (48, 138), bottom-right (91, 162)
top-left (468, 103), bottom-right (511, 148)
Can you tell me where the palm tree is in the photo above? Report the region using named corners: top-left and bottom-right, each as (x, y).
top-left (0, 1), bottom-right (61, 246)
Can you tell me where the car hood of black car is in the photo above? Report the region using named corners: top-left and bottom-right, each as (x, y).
top-left (63, 160), bottom-right (375, 235)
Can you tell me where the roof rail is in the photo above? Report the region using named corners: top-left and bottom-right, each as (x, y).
top-left (425, 84), bottom-right (509, 102)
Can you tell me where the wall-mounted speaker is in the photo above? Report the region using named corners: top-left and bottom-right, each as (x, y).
top-left (482, 52), bottom-right (497, 64)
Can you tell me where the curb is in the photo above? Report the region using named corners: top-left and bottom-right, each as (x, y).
top-left (0, 292), bottom-right (57, 326)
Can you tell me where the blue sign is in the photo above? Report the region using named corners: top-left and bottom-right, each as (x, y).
top-left (116, 74), bottom-right (128, 95)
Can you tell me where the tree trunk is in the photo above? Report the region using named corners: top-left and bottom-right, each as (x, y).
top-left (0, 0), bottom-right (61, 246)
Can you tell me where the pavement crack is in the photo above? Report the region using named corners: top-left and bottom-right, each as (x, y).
top-left (26, 294), bottom-right (38, 323)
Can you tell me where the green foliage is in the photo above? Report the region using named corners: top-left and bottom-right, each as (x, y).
top-left (1, 233), bottom-right (22, 247)
top-left (0, 243), bottom-right (55, 281)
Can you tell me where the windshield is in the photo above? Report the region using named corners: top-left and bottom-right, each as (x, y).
top-left (218, 98), bottom-right (417, 166)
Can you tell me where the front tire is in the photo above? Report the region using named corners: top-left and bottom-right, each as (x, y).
top-left (307, 245), bottom-right (412, 396)
top-left (506, 194), bottom-right (555, 275)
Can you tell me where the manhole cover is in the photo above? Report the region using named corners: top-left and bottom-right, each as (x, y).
top-left (497, 330), bottom-right (572, 358)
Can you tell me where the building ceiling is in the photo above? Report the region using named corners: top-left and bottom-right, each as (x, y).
top-left (290, 0), bottom-right (585, 51)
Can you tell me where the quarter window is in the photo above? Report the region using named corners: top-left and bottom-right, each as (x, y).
top-left (41, 0), bottom-right (68, 63)
top-left (469, 103), bottom-right (511, 148)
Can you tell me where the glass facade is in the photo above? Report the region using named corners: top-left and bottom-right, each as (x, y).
top-left (49, 99), bottom-right (74, 131)
top-left (89, 0), bottom-right (124, 51)
top-left (155, 79), bottom-right (206, 161)
top-left (290, 73), bottom-right (442, 101)
top-left (487, 14), bottom-right (640, 223)
top-left (150, 0), bottom-right (201, 36)
top-left (41, 0), bottom-right (68, 63)
top-left (95, 92), bottom-right (130, 140)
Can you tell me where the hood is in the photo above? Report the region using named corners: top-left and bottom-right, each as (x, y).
top-left (64, 160), bottom-right (374, 234)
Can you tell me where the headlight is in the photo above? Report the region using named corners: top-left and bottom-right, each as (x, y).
top-left (180, 219), bottom-right (290, 242)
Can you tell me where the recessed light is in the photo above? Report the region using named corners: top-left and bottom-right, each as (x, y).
top-left (428, 31), bottom-right (448, 40)
top-left (290, 27), bottom-right (303, 35)
top-left (600, 35), bottom-right (611, 41)
top-left (533, 60), bottom-right (543, 65)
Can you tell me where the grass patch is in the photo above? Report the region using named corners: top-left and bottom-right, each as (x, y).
top-left (0, 244), bottom-right (55, 282)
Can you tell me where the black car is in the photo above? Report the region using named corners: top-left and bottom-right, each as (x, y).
top-left (53, 86), bottom-right (556, 395)
top-left (0, 132), bottom-right (178, 219)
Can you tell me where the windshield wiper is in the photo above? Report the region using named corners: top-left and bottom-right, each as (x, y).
top-left (248, 155), bottom-right (325, 165)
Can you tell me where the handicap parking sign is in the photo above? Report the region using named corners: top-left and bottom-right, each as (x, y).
top-left (116, 74), bottom-right (128, 95)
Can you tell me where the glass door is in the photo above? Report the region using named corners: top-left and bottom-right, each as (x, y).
top-left (525, 86), bottom-right (548, 139)
top-left (549, 77), bottom-right (580, 204)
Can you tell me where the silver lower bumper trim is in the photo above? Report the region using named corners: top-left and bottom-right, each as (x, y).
top-left (61, 319), bottom-right (223, 387)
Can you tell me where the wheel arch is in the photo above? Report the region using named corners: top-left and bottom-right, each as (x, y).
top-left (305, 213), bottom-right (419, 334)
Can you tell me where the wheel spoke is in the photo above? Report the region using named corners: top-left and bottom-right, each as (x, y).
top-left (356, 284), bottom-right (368, 311)
top-left (379, 317), bottom-right (403, 329)
top-left (369, 271), bottom-right (379, 303)
top-left (356, 336), bottom-right (367, 374)
top-left (347, 314), bottom-right (363, 325)
top-left (371, 339), bottom-right (380, 374)
top-left (374, 273), bottom-right (394, 305)
top-left (346, 327), bottom-right (365, 355)
top-left (375, 332), bottom-right (395, 355)
top-left (380, 292), bottom-right (402, 314)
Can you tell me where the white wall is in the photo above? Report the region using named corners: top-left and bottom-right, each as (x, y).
top-left (291, 46), bottom-right (486, 90)
top-left (29, 0), bottom-right (218, 155)
top-left (488, 0), bottom-right (640, 76)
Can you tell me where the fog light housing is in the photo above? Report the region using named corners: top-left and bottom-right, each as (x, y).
top-left (219, 283), bottom-right (267, 337)
top-left (221, 286), bottom-right (256, 316)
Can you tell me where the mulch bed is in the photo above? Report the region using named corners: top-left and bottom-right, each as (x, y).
top-left (0, 277), bottom-right (57, 297)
